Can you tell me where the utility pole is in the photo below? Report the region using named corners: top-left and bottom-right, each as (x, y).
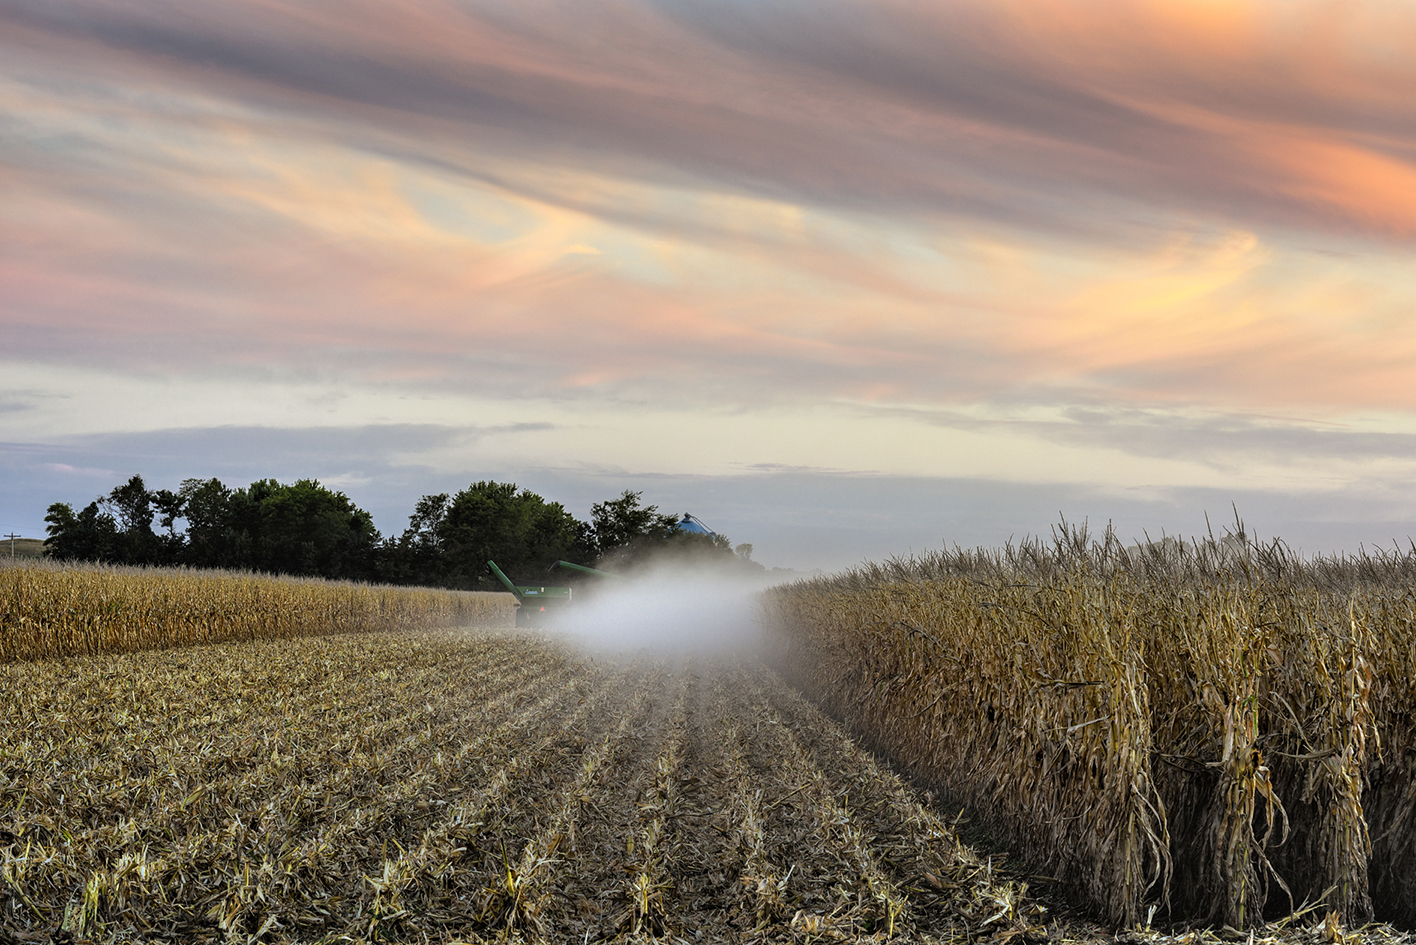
top-left (4, 533), bottom-right (18, 561)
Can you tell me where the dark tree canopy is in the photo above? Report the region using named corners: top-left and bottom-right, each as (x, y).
top-left (43, 500), bottom-right (119, 564)
top-left (44, 475), bottom-right (165, 566)
top-left (243, 478), bottom-right (379, 579)
top-left (589, 490), bottom-right (747, 571)
top-left (380, 492), bottom-right (452, 586)
top-left (431, 481), bottom-right (589, 589)
top-left (41, 476), bottom-right (756, 586)
top-left (590, 490), bottom-right (681, 553)
top-left (178, 477), bottom-right (239, 569)
top-left (46, 476), bottom-right (379, 581)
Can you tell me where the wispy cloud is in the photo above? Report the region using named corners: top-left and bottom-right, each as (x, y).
top-left (10, 1), bottom-right (1414, 230)
top-left (2, 0), bottom-right (1415, 558)
top-left (39, 462), bottom-right (115, 478)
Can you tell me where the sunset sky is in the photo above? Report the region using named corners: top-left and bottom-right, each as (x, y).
top-left (3, 0), bottom-right (1415, 569)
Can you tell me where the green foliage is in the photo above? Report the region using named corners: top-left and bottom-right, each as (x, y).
top-left (391, 481), bottom-right (589, 589)
top-left (590, 490), bottom-right (681, 552)
top-left (106, 475), bottom-right (164, 564)
top-left (44, 500), bottom-right (119, 563)
top-left (178, 477), bottom-right (238, 568)
top-left (246, 478), bottom-right (380, 579)
top-left (381, 492), bottom-right (451, 586)
top-left (45, 475), bottom-right (378, 580)
top-left (45, 475), bottom-right (168, 565)
top-left (41, 476), bottom-right (758, 586)
top-left (589, 490), bottom-right (756, 571)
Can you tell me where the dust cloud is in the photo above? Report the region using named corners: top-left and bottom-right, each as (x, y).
top-left (540, 564), bottom-right (780, 658)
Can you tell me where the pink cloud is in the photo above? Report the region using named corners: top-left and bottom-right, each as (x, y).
top-left (2, 0), bottom-right (1415, 418)
top-left (7, 0), bottom-right (1413, 237)
top-left (41, 462), bottom-right (114, 477)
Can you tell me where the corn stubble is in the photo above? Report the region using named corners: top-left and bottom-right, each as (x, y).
top-left (763, 526), bottom-right (1416, 931)
top-left (1, 627), bottom-right (1084, 944)
top-left (1, 560), bottom-right (514, 661)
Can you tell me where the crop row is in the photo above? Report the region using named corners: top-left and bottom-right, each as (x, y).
top-left (0, 560), bottom-right (513, 661)
top-left (2, 626), bottom-right (1065, 943)
top-left (764, 554), bottom-right (1416, 929)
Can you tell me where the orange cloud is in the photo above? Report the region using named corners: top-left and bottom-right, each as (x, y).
top-left (4, 0), bottom-right (1416, 423)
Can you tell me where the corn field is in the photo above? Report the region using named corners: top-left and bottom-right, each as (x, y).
top-left (0, 627), bottom-right (1072, 943)
top-left (0, 560), bottom-right (513, 661)
top-left (763, 526), bottom-right (1416, 930)
top-left (6, 550), bottom-right (1416, 941)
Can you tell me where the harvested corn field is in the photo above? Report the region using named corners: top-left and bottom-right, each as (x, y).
top-left (7, 624), bottom-right (1416, 944)
top-left (0, 625), bottom-right (1066, 944)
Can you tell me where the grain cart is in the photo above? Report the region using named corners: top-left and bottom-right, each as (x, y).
top-left (486, 560), bottom-right (573, 626)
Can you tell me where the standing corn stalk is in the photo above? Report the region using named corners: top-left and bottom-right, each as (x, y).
top-left (763, 532), bottom-right (1416, 927)
top-left (1, 560), bottom-right (515, 662)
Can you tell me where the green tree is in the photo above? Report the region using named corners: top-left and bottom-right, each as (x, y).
top-left (44, 475), bottom-right (166, 565)
top-left (43, 501), bottom-right (119, 562)
top-left (42, 475), bottom-right (381, 579)
top-left (589, 490), bottom-right (742, 569)
top-left (380, 492), bottom-right (452, 586)
top-left (177, 477), bottom-right (239, 569)
top-left (104, 474), bottom-right (162, 564)
top-left (590, 490), bottom-right (680, 553)
top-left (244, 478), bottom-right (380, 579)
top-left (435, 481), bottom-right (587, 588)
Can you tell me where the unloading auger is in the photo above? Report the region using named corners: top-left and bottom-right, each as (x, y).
top-left (547, 560), bottom-right (616, 579)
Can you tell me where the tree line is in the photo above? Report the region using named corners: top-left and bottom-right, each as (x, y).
top-left (42, 476), bottom-right (757, 588)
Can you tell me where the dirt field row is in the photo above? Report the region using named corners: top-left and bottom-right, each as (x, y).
top-left (0, 627), bottom-right (1069, 943)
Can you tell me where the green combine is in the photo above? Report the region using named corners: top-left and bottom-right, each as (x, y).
top-left (486, 560), bottom-right (573, 626)
top-left (487, 510), bottom-right (717, 625)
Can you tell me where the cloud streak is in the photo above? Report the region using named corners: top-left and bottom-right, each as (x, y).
top-left (10, 1), bottom-right (1416, 233)
top-left (3, 0), bottom-right (1416, 558)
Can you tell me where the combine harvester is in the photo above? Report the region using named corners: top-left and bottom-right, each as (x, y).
top-left (486, 560), bottom-right (575, 626)
top-left (487, 559), bottom-right (625, 626)
top-left (487, 513), bottom-right (722, 626)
